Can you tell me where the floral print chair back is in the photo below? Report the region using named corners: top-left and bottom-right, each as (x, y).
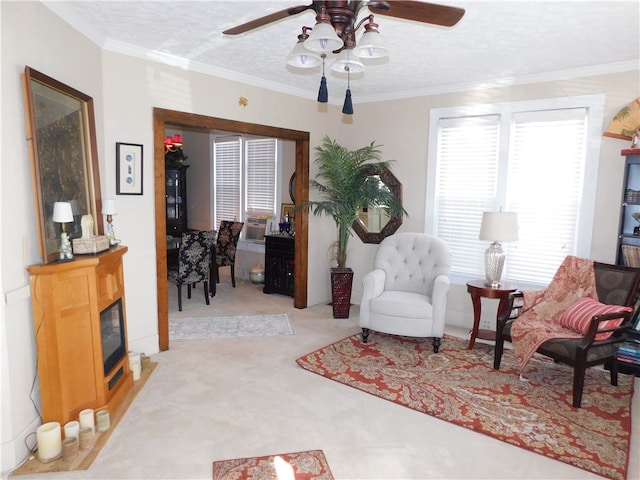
top-left (168, 231), bottom-right (213, 311)
top-left (215, 221), bottom-right (245, 288)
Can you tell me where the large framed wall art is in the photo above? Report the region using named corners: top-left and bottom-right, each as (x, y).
top-left (23, 66), bottom-right (103, 264)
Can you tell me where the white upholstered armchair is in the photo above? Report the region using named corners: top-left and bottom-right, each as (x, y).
top-left (359, 233), bottom-right (452, 352)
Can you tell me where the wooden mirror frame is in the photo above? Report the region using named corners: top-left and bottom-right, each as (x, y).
top-left (23, 66), bottom-right (103, 263)
top-left (352, 166), bottom-right (403, 244)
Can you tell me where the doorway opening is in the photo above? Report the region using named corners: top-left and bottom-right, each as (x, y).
top-left (154, 108), bottom-right (310, 350)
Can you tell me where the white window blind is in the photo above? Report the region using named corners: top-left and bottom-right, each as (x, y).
top-left (435, 115), bottom-right (500, 276)
top-left (245, 138), bottom-right (277, 213)
top-left (505, 108), bottom-right (587, 284)
top-left (431, 103), bottom-right (594, 285)
top-left (213, 137), bottom-right (241, 225)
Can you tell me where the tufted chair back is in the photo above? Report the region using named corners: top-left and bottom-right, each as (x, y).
top-left (374, 233), bottom-right (451, 295)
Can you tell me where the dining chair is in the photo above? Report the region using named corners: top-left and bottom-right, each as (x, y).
top-left (214, 220), bottom-right (244, 289)
top-left (168, 231), bottom-right (215, 311)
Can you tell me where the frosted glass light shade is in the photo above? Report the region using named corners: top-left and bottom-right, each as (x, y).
top-left (330, 49), bottom-right (364, 74)
top-left (304, 22), bottom-right (343, 53)
top-left (52, 202), bottom-right (73, 223)
top-left (479, 211), bottom-right (519, 242)
top-left (353, 30), bottom-right (389, 59)
top-left (286, 40), bottom-right (321, 68)
top-left (101, 198), bottom-right (117, 215)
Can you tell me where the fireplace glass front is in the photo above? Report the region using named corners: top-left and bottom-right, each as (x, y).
top-left (101, 299), bottom-right (126, 375)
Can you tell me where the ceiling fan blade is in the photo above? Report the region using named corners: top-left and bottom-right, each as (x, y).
top-left (223, 4), bottom-right (314, 35)
top-left (368, 1), bottom-right (465, 27)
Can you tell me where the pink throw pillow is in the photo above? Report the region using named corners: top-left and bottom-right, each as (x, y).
top-left (556, 296), bottom-right (631, 340)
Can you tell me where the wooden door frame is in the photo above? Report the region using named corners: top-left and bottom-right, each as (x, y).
top-left (154, 108), bottom-right (310, 351)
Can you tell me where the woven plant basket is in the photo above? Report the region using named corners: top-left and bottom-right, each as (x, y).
top-left (331, 268), bottom-right (354, 319)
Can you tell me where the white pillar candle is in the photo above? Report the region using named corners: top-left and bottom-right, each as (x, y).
top-left (79, 409), bottom-right (95, 435)
top-left (36, 422), bottom-right (62, 461)
top-left (96, 409), bottom-right (110, 432)
top-left (63, 420), bottom-right (80, 439)
top-left (128, 351), bottom-right (141, 381)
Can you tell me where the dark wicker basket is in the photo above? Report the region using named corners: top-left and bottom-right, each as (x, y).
top-left (331, 268), bottom-right (354, 318)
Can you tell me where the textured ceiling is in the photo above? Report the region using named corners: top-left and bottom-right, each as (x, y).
top-left (44, 1), bottom-right (640, 104)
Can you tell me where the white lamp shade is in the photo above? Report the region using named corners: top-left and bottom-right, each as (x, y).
top-left (52, 202), bottom-right (74, 223)
top-left (330, 49), bottom-right (365, 74)
top-left (304, 21), bottom-right (343, 53)
top-left (353, 30), bottom-right (389, 59)
top-left (286, 40), bottom-right (322, 68)
top-left (102, 198), bottom-right (117, 215)
top-left (479, 211), bottom-right (519, 242)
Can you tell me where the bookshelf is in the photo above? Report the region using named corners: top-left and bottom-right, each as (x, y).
top-left (617, 149), bottom-right (640, 376)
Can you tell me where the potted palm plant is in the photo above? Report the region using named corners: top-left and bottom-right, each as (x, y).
top-left (304, 136), bottom-right (406, 318)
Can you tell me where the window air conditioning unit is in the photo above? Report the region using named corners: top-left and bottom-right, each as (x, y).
top-left (245, 211), bottom-right (271, 243)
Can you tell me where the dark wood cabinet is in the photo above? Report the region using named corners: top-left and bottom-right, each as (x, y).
top-left (166, 165), bottom-right (189, 236)
top-left (264, 235), bottom-right (294, 297)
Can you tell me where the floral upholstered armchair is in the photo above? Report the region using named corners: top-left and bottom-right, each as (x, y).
top-left (494, 255), bottom-right (640, 407)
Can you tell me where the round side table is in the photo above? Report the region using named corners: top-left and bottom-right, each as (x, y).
top-left (466, 279), bottom-right (517, 349)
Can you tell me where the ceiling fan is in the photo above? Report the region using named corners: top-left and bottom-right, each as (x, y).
top-left (223, 1), bottom-right (465, 38)
top-left (223, 1), bottom-right (464, 115)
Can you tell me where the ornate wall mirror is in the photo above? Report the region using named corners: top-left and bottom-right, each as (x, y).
top-left (23, 66), bottom-right (103, 263)
top-left (352, 166), bottom-right (403, 244)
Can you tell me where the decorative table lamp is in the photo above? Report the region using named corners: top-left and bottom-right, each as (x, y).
top-left (52, 201), bottom-right (74, 261)
top-left (479, 211), bottom-right (518, 287)
top-left (102, 198), bottom-right (119, 245)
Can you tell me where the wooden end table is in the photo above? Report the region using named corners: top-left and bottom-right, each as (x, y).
top-left (466, 279), bottom-right (517, 349)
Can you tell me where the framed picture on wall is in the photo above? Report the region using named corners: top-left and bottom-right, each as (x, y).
top-left (281, 203), bottom-right (294, 222)
top-left (116, 142), bottom-right (143, 195)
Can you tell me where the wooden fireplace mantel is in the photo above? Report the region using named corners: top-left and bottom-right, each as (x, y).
top-left (28, 245), bottom-right (133, 425)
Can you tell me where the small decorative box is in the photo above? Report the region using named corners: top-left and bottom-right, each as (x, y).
top-left (72, 235), bottom-right (110, 254)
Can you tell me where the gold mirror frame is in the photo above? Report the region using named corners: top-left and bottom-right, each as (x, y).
top-left (23, 67), bottom-right (103, 263)
top-left (352, 166), bottom-right (403, 244)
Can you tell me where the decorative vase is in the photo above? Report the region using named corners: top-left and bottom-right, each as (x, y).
top-left (250, 264), bottom-right (265, 284)
top-left (331, 268), bottom-right (353, 319)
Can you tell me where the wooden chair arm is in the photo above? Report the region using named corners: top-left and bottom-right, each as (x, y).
top-left (578, 311), bottom-right (634, 349)
top-left (496, 291), bottom-right (524, 331)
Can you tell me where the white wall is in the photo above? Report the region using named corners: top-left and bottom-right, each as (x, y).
top-left (2, 0), bottom-right (638, 474)
top-left (1, 1), bottom-right (107, 472)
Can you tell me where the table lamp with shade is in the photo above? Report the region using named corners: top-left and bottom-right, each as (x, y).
top-left (52, 201), bottom-right (74, 261)
top-left (102, 198), bottom-right (119, 245)
top-left (479, 211), bottom-right (518, 287)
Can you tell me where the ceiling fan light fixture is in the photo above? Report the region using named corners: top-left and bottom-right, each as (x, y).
top-left (286, 39), bottom-right (321, 68)
top-left (330, 48), bottom-right (364, 74)
top-left (354, 30), bottom-right (388, 59)
top-left (304, 12), bottom-right (343, 53)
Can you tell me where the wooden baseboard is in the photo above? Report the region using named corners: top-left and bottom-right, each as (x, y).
top-left (12, 362), bottom-right (157, 475)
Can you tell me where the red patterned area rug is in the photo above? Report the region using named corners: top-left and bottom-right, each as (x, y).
top-left (212, 449), bottom-right (334, 480)
top-left (296, 333), bottom-right (634, 480)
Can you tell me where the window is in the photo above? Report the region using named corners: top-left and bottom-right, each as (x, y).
top-left (426, 95), bottom-right (605, 286)
top-left (213, 136), bottom-right (279, 239)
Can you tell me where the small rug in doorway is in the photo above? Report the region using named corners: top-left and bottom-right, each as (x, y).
top-left (170, 314), bottom-right (294, 340)
top-left (296, 333), bottom-right (633, 480)
top-left (212, 449), bottom-right (334, 480)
